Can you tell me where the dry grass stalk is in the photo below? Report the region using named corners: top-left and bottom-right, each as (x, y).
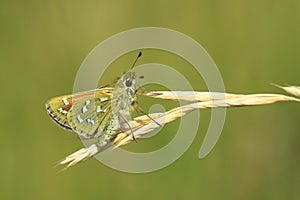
top-left (271, 84), bottom-right (300, 97)
top-left (59, 85), bottom-right (300, 168)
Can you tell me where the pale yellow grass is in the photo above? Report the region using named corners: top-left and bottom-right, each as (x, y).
top-left (59, 85), bottom-right (300, 168)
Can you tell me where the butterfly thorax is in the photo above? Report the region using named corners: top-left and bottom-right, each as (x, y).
top-left (111, 71), bottom-right (138, 129)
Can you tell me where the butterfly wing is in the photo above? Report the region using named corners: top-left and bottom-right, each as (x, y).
top-left (46, 94), bottom-right (74, 130)
top-left (67, 88), bottom-right (114, 139)
top-left (46, 88), bottom-right (113, 131)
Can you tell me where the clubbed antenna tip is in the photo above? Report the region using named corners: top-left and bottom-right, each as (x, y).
top-left (138, 51), bottom-right (142, 57)
top-left (130, 51), bottom-right (143, 70)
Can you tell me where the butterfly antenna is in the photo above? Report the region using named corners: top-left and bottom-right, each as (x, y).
top-left (130, 51), bottom-right (142, 70)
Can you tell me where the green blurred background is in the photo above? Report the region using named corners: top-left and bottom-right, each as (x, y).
top-left (1, 1), bottom-right (300, 200)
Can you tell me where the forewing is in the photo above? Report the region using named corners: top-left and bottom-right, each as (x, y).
top-left (46, 94), bottom-right (74, 130)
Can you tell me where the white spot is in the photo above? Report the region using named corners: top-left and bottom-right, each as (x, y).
top-left (96, 106), bottom-right (102, 113)
top-left (96, 106), bottom-right (107, 113)
top-left (99, 97), bottom-right (108, 102)
top-left (85, 100), bottom-right (91, 105)
top-left (76, 115), bottom-right (83, 123)
top-left (87, 118), bottom-right (95, 125)
top-left (82, 105), bottom-right (88, 113)
top-left (58, 107), bottom-right (68, 114)
top-left (62, 98), bottom-right (69, 105)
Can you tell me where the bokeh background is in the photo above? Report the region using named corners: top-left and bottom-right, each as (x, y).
top-left (1, 1), bottom-right (300, 200)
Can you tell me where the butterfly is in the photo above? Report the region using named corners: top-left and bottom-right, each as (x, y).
top-left (46, 52), bottom-right (143, 150)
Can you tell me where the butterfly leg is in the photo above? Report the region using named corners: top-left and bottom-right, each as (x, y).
top-left (134, 104), bottom-right (162, 127)
top-left (119, 113), bottom-right (137, 143)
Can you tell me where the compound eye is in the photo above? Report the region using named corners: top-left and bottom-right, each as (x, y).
top-left (125, 79), bottom-right (132, 87)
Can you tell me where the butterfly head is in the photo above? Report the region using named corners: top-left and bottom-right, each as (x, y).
top-left (123, 71), bottom-right (137, 90)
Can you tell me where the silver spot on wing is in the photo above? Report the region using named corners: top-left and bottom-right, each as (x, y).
top-left (85, 100), bottom-right (91, 105)
top-left (99, 97), bottom-right (108, 102)
top-left (58, 107), bottom-right (68, 115)
top-left (82, 105), bottom-right (88, 113)
top-left (62, 97), bottom-right (69, 105)
top-left (87, 118), bottom-right (95, 125)
top-left (96, 105), bottom-right (102, 113)
top-left (76, 115), bottom-right (84, 123)
top-left (96, 106), bottom-right (107, 113)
